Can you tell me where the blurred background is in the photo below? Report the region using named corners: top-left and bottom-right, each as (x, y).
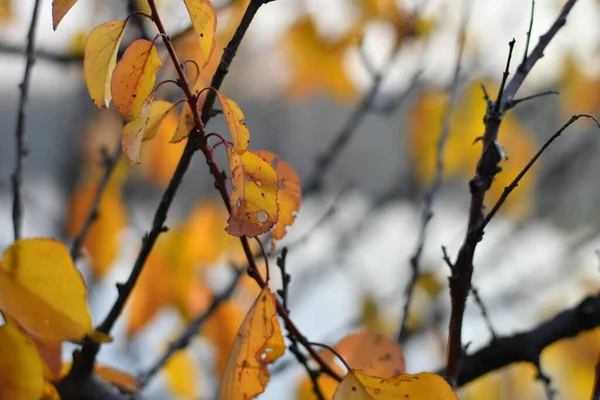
top-left (1, 0), bottom-right (600, 398)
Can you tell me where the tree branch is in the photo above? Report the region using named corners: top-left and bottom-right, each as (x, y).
top-left (11, 0), bottom-right (42, 240)
top-left (445, 0), bottom-right (580, 386)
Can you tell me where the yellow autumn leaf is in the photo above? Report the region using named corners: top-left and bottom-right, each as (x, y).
top-left (226, 150), bottom-right (279, 237)
top-left (34, 337), bottom-right (62, 381)
top-left (217, 288), bottom-right (285, 399)
top-left (183, 0), bottom-right (217, 67)
top-left (170, 102), bottom-right (196, 143)
top-left (122, 95), bottom-right (154, 164)
top-left (0, 319), bottom-right (45, 400)
top-left (84, 20), bottom-right (127, 108)
top-left (333, 371), bottom-right (459, 400)
top-left (165, 349), bottom-right (199, 399)
top-left (0, 0), bottom-right (13, 22)
top-left (254, 150), bottom-right (301, 249)
top-left (67, 180), bottom-right (127, 278)
top-left (217, 92), bottom-right (250, 153)
top-left (283, 16), bottom-right (356, 102)
top-left (52, 0), bottom-right (78, 30)
top-left (0, 239), bottom-right (92, 343)
top-left (112, 39), bottom-right (163, 121)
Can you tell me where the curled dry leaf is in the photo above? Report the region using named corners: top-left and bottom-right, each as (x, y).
top-left (52, 0), bottom-right (78, 30)
top-left (84, 20), bottom-right (126, 108)
top-left (0, 320), bottom-right (45, 400)
top-left (183, 0), bottom-right (217, 67)
top-left (217, 288), bottom-right (285, 400)
top-left (226, 150), bottom-right (279, 237)
top-left (0, 239), bottom-right (92, 343)
top-left (254, 150), bottom-right (301, 249)
top-left (333, 371), bottom-right (459, 400)
top-left (111, 39), bottom-right (163, 121)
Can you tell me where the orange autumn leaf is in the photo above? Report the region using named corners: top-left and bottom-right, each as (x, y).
top-left (34, 338), bottom-right (62, 381)
top-left (298, 331), bottom-right (404, 400)
top-left (254, 150), bottom-right (301, 249)
top-left (333, 371), bottom-right (458, 400)
top-left (111, 39), bottom-right (163, 121)
top-left (409, 81), bottom-right (536, 217)
top-left (171, 102), bottom-right (196, 143)
top-left (217, 288), bottom-right (285, 399)
top-left (283, 16), bottom-right (356, 102)
top-left (183, 0), bottom-right (217, 67)
top-left (95, 365), bottom-right (138, 393)
top-left (204, 300), bottom-right (246, 378)
top-left (165, 349), bottom-right (199, 398)
top-left (52, 0), bottom-right (78, 30)
top-left (0, 239), bottom-right (92, 343)
top-left (126, 248), bottom-right (174, 337)
top-left (67, 181), bottom-right (127, 278)
top-left (217, 92), bottom-right (250, 152)
top-left (226, 150), bottom-right (279, 237)
top-left (0, 320), bottom-right (45, 400)
top-left (84, 20), bottom-right (127, 108)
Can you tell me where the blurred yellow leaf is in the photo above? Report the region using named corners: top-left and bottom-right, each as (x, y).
top-left (227, 150), bottom-right (280, 237)
top-left (122, 95), bottom-right (154, 164)
top-left (112, 39), bottom-right (163, 121)
top-left (559, 56), bottom-right (600, 116)
top-left (84, 20), bottom-right (126, 108)
top-left (254, 150), bottom-right (302, 250)
top-left (126, 248), bottom-right (174, 337)
top-left (460, 362), bottom-right (540, 400)
top-left (165, 350), bottom-right (199, 399)
top-left (67, 180), bottom-right (127, 278)
top-left (0, 0), bottom-right (13, 22)
top-left (40, 381), bottom-right (61, 400)
top-left (52, 0), bottom-right (78, 30)
top-left (333, 371), bottom-right (459, 400)
top-left (0, 320), bottom-right (44, 400)
top-left (409, 81), bottom-right (536, 217)
top-left (217, 288), bottom-right (285, 399)
top-left (204, 300), bottom-right (245, 378)
top-left (283, 16), bottom-right (356, 102)
top-left (95, 365), bottom-right (138, 393)
top-left (0, 239), bottom-right (92, 343)
top-left (183, 0), bottom-right (217, 67)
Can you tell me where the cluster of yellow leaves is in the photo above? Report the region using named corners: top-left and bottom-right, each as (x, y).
top-left (410, 81), bottom-right (537, 217)
top-left (296, 330), bottom-right (457, 400)
top-left (282, 2), bottom-right (433, 101)
top-left (0, 239), bottom-right (123, 399)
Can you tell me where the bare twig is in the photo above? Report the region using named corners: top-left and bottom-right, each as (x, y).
top-left (523, 0), bottom-right (535, 63)
top-left (445, 0), bottom-right (580, 386)
top-left (136, 267), bottom-right (244, 389)
top-left (482, 114), bottom-right (600, 230)
top-left (469, 286), bottom-right (498, 340)
top-left (11, 0), bottom-right (42, 240)
top-left (397, 0), bottom-right (470, 343)
top-left (70, 144), bottom-right (122, 262)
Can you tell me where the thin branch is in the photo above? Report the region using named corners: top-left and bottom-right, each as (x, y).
top-left (437, 291), bottom-right (600, 388)
top-left (445, 0), bottom-right (580, 386)
top-left (11, 0), bottom-right (42, 240)
top-left (523, 0), bottom-right (535, 63)
top-left (136, 267), bottom-right (244, 389)
top-left (469, 286), bottom-right (498, 340)
top-left (397, 0), bottom-right (470, 343)
top-left (70, 144), bottom-right (122, 262)
top-left (482, 114), bottom-right (600, 230)
top-left (506, 89), bottom-right (558, 109)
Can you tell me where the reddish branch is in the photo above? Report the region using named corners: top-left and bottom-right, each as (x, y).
top-left (445, 0), bottom-right (579, 386)
top-left (11, 0), bottom-right (42, 240)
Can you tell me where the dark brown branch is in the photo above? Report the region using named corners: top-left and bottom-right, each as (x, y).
top-left (523, 0), bottom-right (535, 63)
top-left (136, 267), bottom-right (244, 389)
top-left (445, 0), bottom-right (580, 386)
top-left (440, 292), bottom-right (600, 388)
top-left (397, 1), bottom-right (469, 343)
top-left (70, 144), bottom-right (122, 262)
top-left (11, 0), bottom-right (42, 240)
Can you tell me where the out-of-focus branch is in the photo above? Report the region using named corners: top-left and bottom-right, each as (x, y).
top-left (11, 0), bottom-right (42, 240)
top-left (397, 0), bottom-right (470, 343)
